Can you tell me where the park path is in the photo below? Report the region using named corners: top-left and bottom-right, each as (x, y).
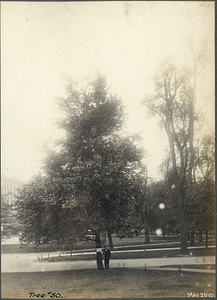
top-left (1, 252), bottom-right (215, 273)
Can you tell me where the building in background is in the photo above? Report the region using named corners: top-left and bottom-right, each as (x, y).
top-left (1, 175), bottom-right (25, 205)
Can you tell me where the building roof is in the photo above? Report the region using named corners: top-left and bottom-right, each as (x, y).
top-left (1, 175), bottom-right (25, 184)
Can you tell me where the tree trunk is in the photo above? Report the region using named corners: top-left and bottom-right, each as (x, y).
top-left (162, 227), bottom-right (165, 240)
top-left (205, 230), bottom-right (208, 248)
top-left (107, 230), bottom-right (113, 249)
top-left (199, 229), bottom-right (203, 242)
top-left (145, 227), bottom-right (150, 244)
top-left (95, 231), bottom-right (104, 270)
top-left (190, 231), bottom-right (195, 246)
top-left (180, 210), bottom-right (188, 254)
top-left (187, 231), bottom-right (190, 241)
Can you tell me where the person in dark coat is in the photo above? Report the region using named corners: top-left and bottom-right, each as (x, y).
top-left (104, 246), bottom-right (111, 269)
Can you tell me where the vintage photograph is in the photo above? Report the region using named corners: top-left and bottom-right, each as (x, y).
top-left (1, 1), bottom-right (215, 299)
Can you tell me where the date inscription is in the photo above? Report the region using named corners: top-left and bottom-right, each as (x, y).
top-left (187, 292), bottom-right (215, 298)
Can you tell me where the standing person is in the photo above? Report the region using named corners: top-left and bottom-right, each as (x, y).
top-left (104, 246), bottom-right (111, 269)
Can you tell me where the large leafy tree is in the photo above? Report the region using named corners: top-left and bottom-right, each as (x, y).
top-left (17, 73), bottom-right (143, 270)
top-left (142, 41), bottom-right (213, 254)
top-left (47, 73), bottom-right (143, 269)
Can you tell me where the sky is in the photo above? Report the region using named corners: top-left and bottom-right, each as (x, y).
top-left (1, 1), bottom-right (215, 182)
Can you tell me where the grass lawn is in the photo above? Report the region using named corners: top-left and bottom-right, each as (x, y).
top-left (2, 234), bottom-right (215, 254)
top-left (1, 269), bottom-right (216, 299)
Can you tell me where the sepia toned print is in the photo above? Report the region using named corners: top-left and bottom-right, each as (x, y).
top-left (1, 1), bottom-right (215, 299)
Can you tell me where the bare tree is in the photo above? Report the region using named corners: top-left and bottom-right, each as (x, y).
top-left (142, 41), bottom-right (213, 254)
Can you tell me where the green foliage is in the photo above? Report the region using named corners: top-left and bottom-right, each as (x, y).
top-left (17, 73), bottom-right (144, 247)
top-left (188, 132), bottom-right (215, 232)
top-left (195, 133), bottom-right (215, 180)
top-left (16, 175), bottom-right (88, 245)
top-left (188, 178), bottom-right (215, 232)
top-left (1, 199), bottom-right (20, 237)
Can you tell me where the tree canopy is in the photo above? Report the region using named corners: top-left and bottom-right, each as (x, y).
top-left (16, 73), bottom-right (144, 269)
